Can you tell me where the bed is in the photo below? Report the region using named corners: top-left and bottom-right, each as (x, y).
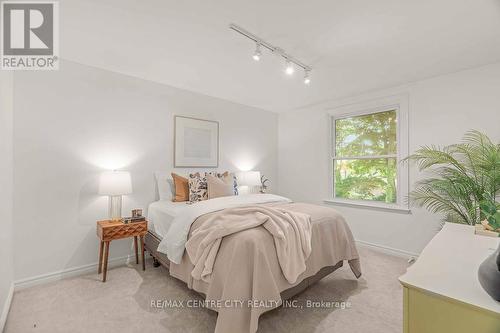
top-left (145, 189), bottom-right (361, 333)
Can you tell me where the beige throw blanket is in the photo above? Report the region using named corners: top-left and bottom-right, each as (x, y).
top-left (170, 202), bottom-right (361, 333)
top-left (185, 205), bottom-right (312, 284)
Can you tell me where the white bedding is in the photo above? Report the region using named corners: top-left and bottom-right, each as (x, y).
top-left (147, 200), bottom-right (190, 239)
top-left (156, 194), bottom-right (292, 264)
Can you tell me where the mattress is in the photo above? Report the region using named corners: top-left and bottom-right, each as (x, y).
top-left (147, 200), bottom-right (190, 239)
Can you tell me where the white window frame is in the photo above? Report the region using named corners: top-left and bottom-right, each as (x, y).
top-left (324, 94), bottom-right (410, 213)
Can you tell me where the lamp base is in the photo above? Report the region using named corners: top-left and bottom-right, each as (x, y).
top-left (109, 195), bottom-right (123, 221)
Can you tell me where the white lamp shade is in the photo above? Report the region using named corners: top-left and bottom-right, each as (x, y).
top-left (99, 171), bottom-right (132, 196)
top-left (236, 171), bottom-right (261, 187)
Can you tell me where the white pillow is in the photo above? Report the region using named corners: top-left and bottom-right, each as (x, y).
top-left (154, 172), bottom-right (175, 201)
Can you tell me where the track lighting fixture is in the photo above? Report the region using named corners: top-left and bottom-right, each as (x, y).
top-left (304, 70), bottom-right (311, 85)
top-left (252, 43), bottom-right (261, 61)
top-left (229, 23), bottom-right (313, 86)
top-left (285, 60), bottom-right (294, 75)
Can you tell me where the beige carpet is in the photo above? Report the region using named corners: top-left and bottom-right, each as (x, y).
top-left (5, 246), bottom-right (408, 333)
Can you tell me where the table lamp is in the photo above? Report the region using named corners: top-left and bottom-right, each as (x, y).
top-left (99, 171), bottom-right (132, 221)
top-left (236, 171), bottom-right (261, 193)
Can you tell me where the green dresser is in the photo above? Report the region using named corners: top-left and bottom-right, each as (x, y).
top-left (399, 223), bottom-right (500, 333)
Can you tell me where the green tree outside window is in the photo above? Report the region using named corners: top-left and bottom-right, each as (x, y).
top-left (334, 110), bottom-right (398, 204)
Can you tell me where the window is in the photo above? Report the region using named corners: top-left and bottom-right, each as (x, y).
top-left (328, 95), bottom-right (409, 212)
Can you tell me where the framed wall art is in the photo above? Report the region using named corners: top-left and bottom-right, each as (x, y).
top-left (174, 116), bottom-right (219, 168)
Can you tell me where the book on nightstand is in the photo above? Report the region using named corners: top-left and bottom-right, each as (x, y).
top-left (121, 216), bottom-right (146, 224)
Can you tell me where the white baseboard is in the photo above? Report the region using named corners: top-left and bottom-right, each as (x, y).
top-left (356, 239), bottom-right (420, 259)
top-left (0, 282), bottom-right (14, 332)
top-left (14, 254), bottom-right (135, 291)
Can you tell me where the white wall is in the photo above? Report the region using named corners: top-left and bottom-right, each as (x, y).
top-left (278, 62), bottom-right (500, 255)
top-left (0, 71), bottom-right (14, 329)
top-left (10, 58), bottom-right (500, 283)
top-left (13, 60), bottom-right (278, 282)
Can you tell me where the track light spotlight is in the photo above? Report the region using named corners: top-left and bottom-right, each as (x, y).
top-left (285, 60), bottom-right (294, 75)
top-left (229, 24), bottom-right (313, 84)
top-left (253, 43), bottom-right (261, 61)
top-left (304, 70), bottom-right (311, 85)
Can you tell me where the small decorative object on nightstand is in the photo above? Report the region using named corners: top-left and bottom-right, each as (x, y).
top-left (96, 219), bottom-right (147, 282)
top-left (132, 208), bottom-right (143, 217)
top-left (122, 208), bottom-right (146, 224)
top-left (260, 175), bottom-right (269, 193)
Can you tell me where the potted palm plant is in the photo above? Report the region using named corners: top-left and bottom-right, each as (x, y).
top-left (406, 130), bottom-right (500, 301)
top-left (405, 130), bottom-right (500, 232)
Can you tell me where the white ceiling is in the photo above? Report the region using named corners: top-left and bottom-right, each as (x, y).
top-left (61, 0), bottom-right (500, 112)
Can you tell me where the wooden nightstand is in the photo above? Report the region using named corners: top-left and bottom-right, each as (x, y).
top-left (96, 220), bottom-right (148, 282)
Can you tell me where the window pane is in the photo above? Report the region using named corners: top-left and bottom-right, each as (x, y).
top-left (334, 158), bottom-right (397, 203)
top-left (335, 110), bottom-right (397, 157)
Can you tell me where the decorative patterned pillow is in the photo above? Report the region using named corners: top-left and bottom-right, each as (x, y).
top-left (188, 172), bottom-right (210, 202)
top-left (188, 171), bottom-right (238, 202)
top-left (230, 173), bottom-right (239, 195)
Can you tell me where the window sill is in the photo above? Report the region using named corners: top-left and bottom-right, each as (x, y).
top-left (323, 198), bottom-right (411, 214)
